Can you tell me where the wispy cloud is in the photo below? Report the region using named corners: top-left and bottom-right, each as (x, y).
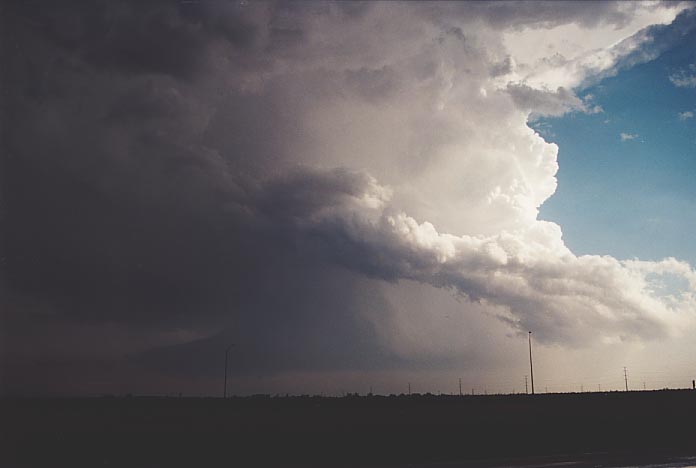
top-left (507, 84), bottom-right (603, 118)
top-left (669, 64), bottom-right (696, 88)
top-left (678, 111), bottom-right (694, 120)
top-left (620, 132), bottom-right (639, 141)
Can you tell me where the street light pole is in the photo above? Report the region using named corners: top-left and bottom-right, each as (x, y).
top-left (223, 344), bottom-right (235, 398)
top-left (528, 331), bottom-right (535, 395)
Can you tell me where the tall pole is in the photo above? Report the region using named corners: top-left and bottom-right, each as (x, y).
top-left (223, 344), bottom-right (235, 398)
top-left (528, 331), bottom-right (535, 395)
top-left (525, 375), bottom-right (528, 394)
top-left (624, 367), bottom-right (629, 392)
top-left (223, 349), bottom-right (228, 398)
top-left (459, 378), bottom-right (462, 396)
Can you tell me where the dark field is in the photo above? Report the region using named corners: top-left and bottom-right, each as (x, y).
top-left (3, 390), bottom-right (696, 467)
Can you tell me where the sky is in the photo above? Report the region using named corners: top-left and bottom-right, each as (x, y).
top-left (2, 1), bottom-right (696, 397)
top-left (535, 24), bottom-right (696, 266)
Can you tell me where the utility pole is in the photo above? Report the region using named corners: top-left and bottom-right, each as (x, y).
top-left (223, 343), bottom-right (235, 398)
top-left (459, 378), bottom-right (462, 396)
top-left (624, 367), bottom-right (629, 391)
top-left (525, 375), bottom-right (528, 394)
top-left (408, 382), bottom-right (411, 395)
top-left (528, 331), bottom-right (535, 394)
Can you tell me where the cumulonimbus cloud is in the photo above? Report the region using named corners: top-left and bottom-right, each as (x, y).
top-left (3, 1), bottom-right (696, 389)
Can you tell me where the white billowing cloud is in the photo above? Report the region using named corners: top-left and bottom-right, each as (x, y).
top-left (669, 64), bottom-right (696, 88)
top-left (259, 167), bottom-right (696, 345)
top-left (620, 132), bottom-right (639, 141)
top-left (209, 1), bottom-right (696, 350)
top-left (679, 111), bottom-right (694, 120)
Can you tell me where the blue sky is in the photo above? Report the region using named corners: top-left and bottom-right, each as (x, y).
top-left (534, 25), bottom-right (696, 266)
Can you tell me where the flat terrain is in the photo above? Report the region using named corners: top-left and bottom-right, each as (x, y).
top-left (3, 390), bottom-right (696, 467)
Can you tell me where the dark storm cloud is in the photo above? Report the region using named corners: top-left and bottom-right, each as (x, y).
top-left (134, 265), bottom-right (404, 377)
top-left (345, 66), bottom-right (401, 101)
top-left (0, 0), bottom-right (416, 389)
top-left (420, 0), bottom-right (645, 31)
top-left (7, 0), bottom-right (261, 80)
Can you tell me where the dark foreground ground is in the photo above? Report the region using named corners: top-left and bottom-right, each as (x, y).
top-left (3, 390), bottom-right (696, 467)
